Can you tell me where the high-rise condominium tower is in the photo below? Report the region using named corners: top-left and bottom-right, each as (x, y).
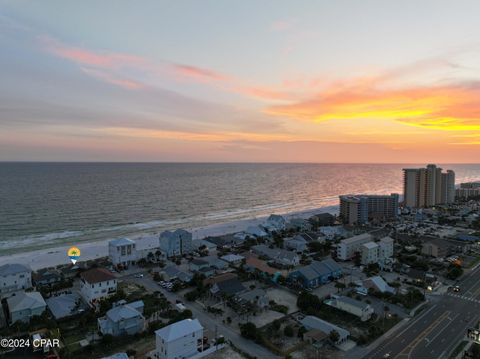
top-left (403, 164), bottom-right (455, 208)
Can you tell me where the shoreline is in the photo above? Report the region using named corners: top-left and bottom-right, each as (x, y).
top-left (0, 205), bottom-right (338, 271)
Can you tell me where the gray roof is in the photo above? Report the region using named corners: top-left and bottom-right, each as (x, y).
top-left (334, 296), bottom-right (370, 310)
top-left (110, 238), bottom-right (135, 246)
top-left (295, 258), bottom-right (341, 280)
top-left (214, 278), bottom-right (246, 296)
top-left (106, 301), bottom-right (144, 322)
top-left (46, 293), bottom-right (86, 319)
top-left (7, 291), bottom-right (46, 312)
top-left (155, 318), bottom-right (203, 341)
top-left (237, 288), bottom-right (266, 302)
top-left (300, 315), bottom-right (350, 338)
top-left (0, 263), bottom-right (30, 276)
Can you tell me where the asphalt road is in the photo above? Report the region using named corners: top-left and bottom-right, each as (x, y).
top-left (363, 264), bottom-right (480, 359)
top-left (121, 271), bottom-right (281, 359)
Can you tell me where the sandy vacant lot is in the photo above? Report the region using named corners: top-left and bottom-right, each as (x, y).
top-left (266, 287), bottom-right (299, 313)
top-left (206, 346), bottom-right (246, 359)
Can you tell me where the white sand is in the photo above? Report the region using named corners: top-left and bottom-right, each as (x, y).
top-left (0, 205), bottom-right (337, 271)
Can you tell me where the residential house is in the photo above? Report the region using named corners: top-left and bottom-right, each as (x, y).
top-left (300, 315), bottom-right (350, 344)
top-left (251, 245), bottom-right (300, 267)
top-left (153, 318), bottom-right (203, 359)
top-left (210, 278), bottom-right (246, 298)
top-left (0, 263), bottom-right (32, 299)
top-left (7, 291), bottom-right (46, 324)
top-left (161, 266), bottom-right (193, 283)
top-left (203, 272), bottom-right (237, 287)
top-left (285, 236), bottom-right (308, 252)
top-left (324, 295), bottom-right (374, 321)
top-left (192, 239), bottom-right (217, 252)
top-left (109, 238), bottom-right (137, 267)
top-left (288, 258), bottom-right (342, 288)
top-left (98, 300), bottom-right (145, 336)
top-left (189, 259), bottom-right (210, 272)
top-left (159, 229), bottom-right (193, 257)
top-left (32, 269), bottom-right (63, 287)
top-left (304, 330), bottom-right (328, 346)
top-left (263, 214), bottom-right (286, 232)
top-left (80, 268), bottom-right (117, 307)
top-left (242, 253), bottom-right (281, 276)
top-left (46, 293), bottom-right (87, 319)
top-left (235, 288), bottom-right (269, 310)
top-left (362, 276), bottom-right (395, 294)
top-left (336, 233), bottom-right (373, 261)
top-left (220, 254), bottom-right (244, 266)
top-left (308, 213), bottom-right (335, 227)
top-left (361, 242), bottom-right (379, 265)
top-left (287, 218), bottom-right (312, 231)
top-left (202, 256), bottom-right (228, 270)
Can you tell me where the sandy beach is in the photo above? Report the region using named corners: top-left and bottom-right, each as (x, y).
top-left (0, 205), bottom-right (337, 271)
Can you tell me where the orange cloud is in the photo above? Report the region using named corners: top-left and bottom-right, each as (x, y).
top-left (266, 83), bottom-right (480, 132)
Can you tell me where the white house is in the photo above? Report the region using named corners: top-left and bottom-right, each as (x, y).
top-left (109, 238), bottom-right (137, 267)
top-left (263, 214), bottom-right (286, 232)
top-left (324, 295), bottom-right (374, 321)
top-left (159, 229), bottom-right (193, 257)
top-left (378, 236), bottom-right (394, 270)
top-left (300, 315), bottom-right (350, 344)
top-left (98, 300), bottom-right (145, 336)
top-left (361, 242), bottom-right (379, 265)
top-left (336, 233), bottom-right (373, 261)
top-left (153, 318), bottom-right (204, 359)
top-left (7, 291), bottom-right (46, 324)
top-left (80, 268), bottom-right (117, 308)
top-left (0, 263), bottom-right (32, 299)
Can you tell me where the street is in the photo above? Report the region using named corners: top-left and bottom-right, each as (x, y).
top-left (121, 271), bottom-right (281, 359)
top-left (362, 264), bottom-right (480, 359)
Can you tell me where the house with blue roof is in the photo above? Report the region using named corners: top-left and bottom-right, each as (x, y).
top-left (288, 258), bottom-right (342, 288)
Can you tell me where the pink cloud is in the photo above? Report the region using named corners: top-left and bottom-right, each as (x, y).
top-left (172, 64), bottom-right (227, 82)
top-left (80, 68), bottom-right (145, 90)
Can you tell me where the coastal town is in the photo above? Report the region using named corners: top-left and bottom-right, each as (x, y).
top-left (2, 164), bottom-right (480, 359)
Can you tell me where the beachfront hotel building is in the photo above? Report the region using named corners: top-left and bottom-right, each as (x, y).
top-left (0, 263), bottom-right (32, 299)
top-left (339, 193), bottom-right (399, 225)
top-left (80, 268), bottom-right (117, 308)
top-left (159, 229), bottom-right (193, 257)
top-left (403, 164), bottom-right (455, 208)
top-left (456, 181), bottom-right (480, 199)
top-left (109, 238), bottom-right (137, 268)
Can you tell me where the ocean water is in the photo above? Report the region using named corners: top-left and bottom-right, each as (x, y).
top-left (1, 162), bottom-right (480, 254)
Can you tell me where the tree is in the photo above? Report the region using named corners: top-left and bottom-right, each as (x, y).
top-left (284, 325), bottom-right (294, 337)
top-left (447, 264), bottom-right (463, 280)
top-left (329, 330), bottom-right (340, 344)
top-left (334, 282), bottom-right (346, 293)
top-left (240, 322), bottom-right (258, 340)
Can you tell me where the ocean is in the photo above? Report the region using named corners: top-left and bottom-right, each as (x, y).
top-left (1, 162), bottom-right (480, 254)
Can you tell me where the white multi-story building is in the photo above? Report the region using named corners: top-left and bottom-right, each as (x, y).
top-left (153, 318), bottom-right (203, 359)
top-left (159, 229), bottom-right (193, 257)
top-left (336, 233), bottom-right (373, 261)
top-left (379, 236), bottom-right (394, 259)
top-left (0, 263), bottom-right (32, 299)
top-left (80, 268), bottom-right (117, 308)
top-left (361, 242), bottom-right (379, 265)
top-left (109, 238), bottom-right (137, 267)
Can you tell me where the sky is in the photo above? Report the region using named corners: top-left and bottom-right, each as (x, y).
top-left (1, 0), bottom-right (480, 163)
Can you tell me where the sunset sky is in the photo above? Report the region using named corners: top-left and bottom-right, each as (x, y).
top-left (1, 0), bottom-right (480, 162)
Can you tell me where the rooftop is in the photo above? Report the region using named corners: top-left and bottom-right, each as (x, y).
top-left (7, 291), bottom-right (46, 312)
top-left (155, 318), bottom-right (203, 341)
top-left (81, 268), bottom-right (116, 284)
top-left (109, 238), bottom-right (135, 246)
top-left (0, 263), bottom-right (31, 276)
